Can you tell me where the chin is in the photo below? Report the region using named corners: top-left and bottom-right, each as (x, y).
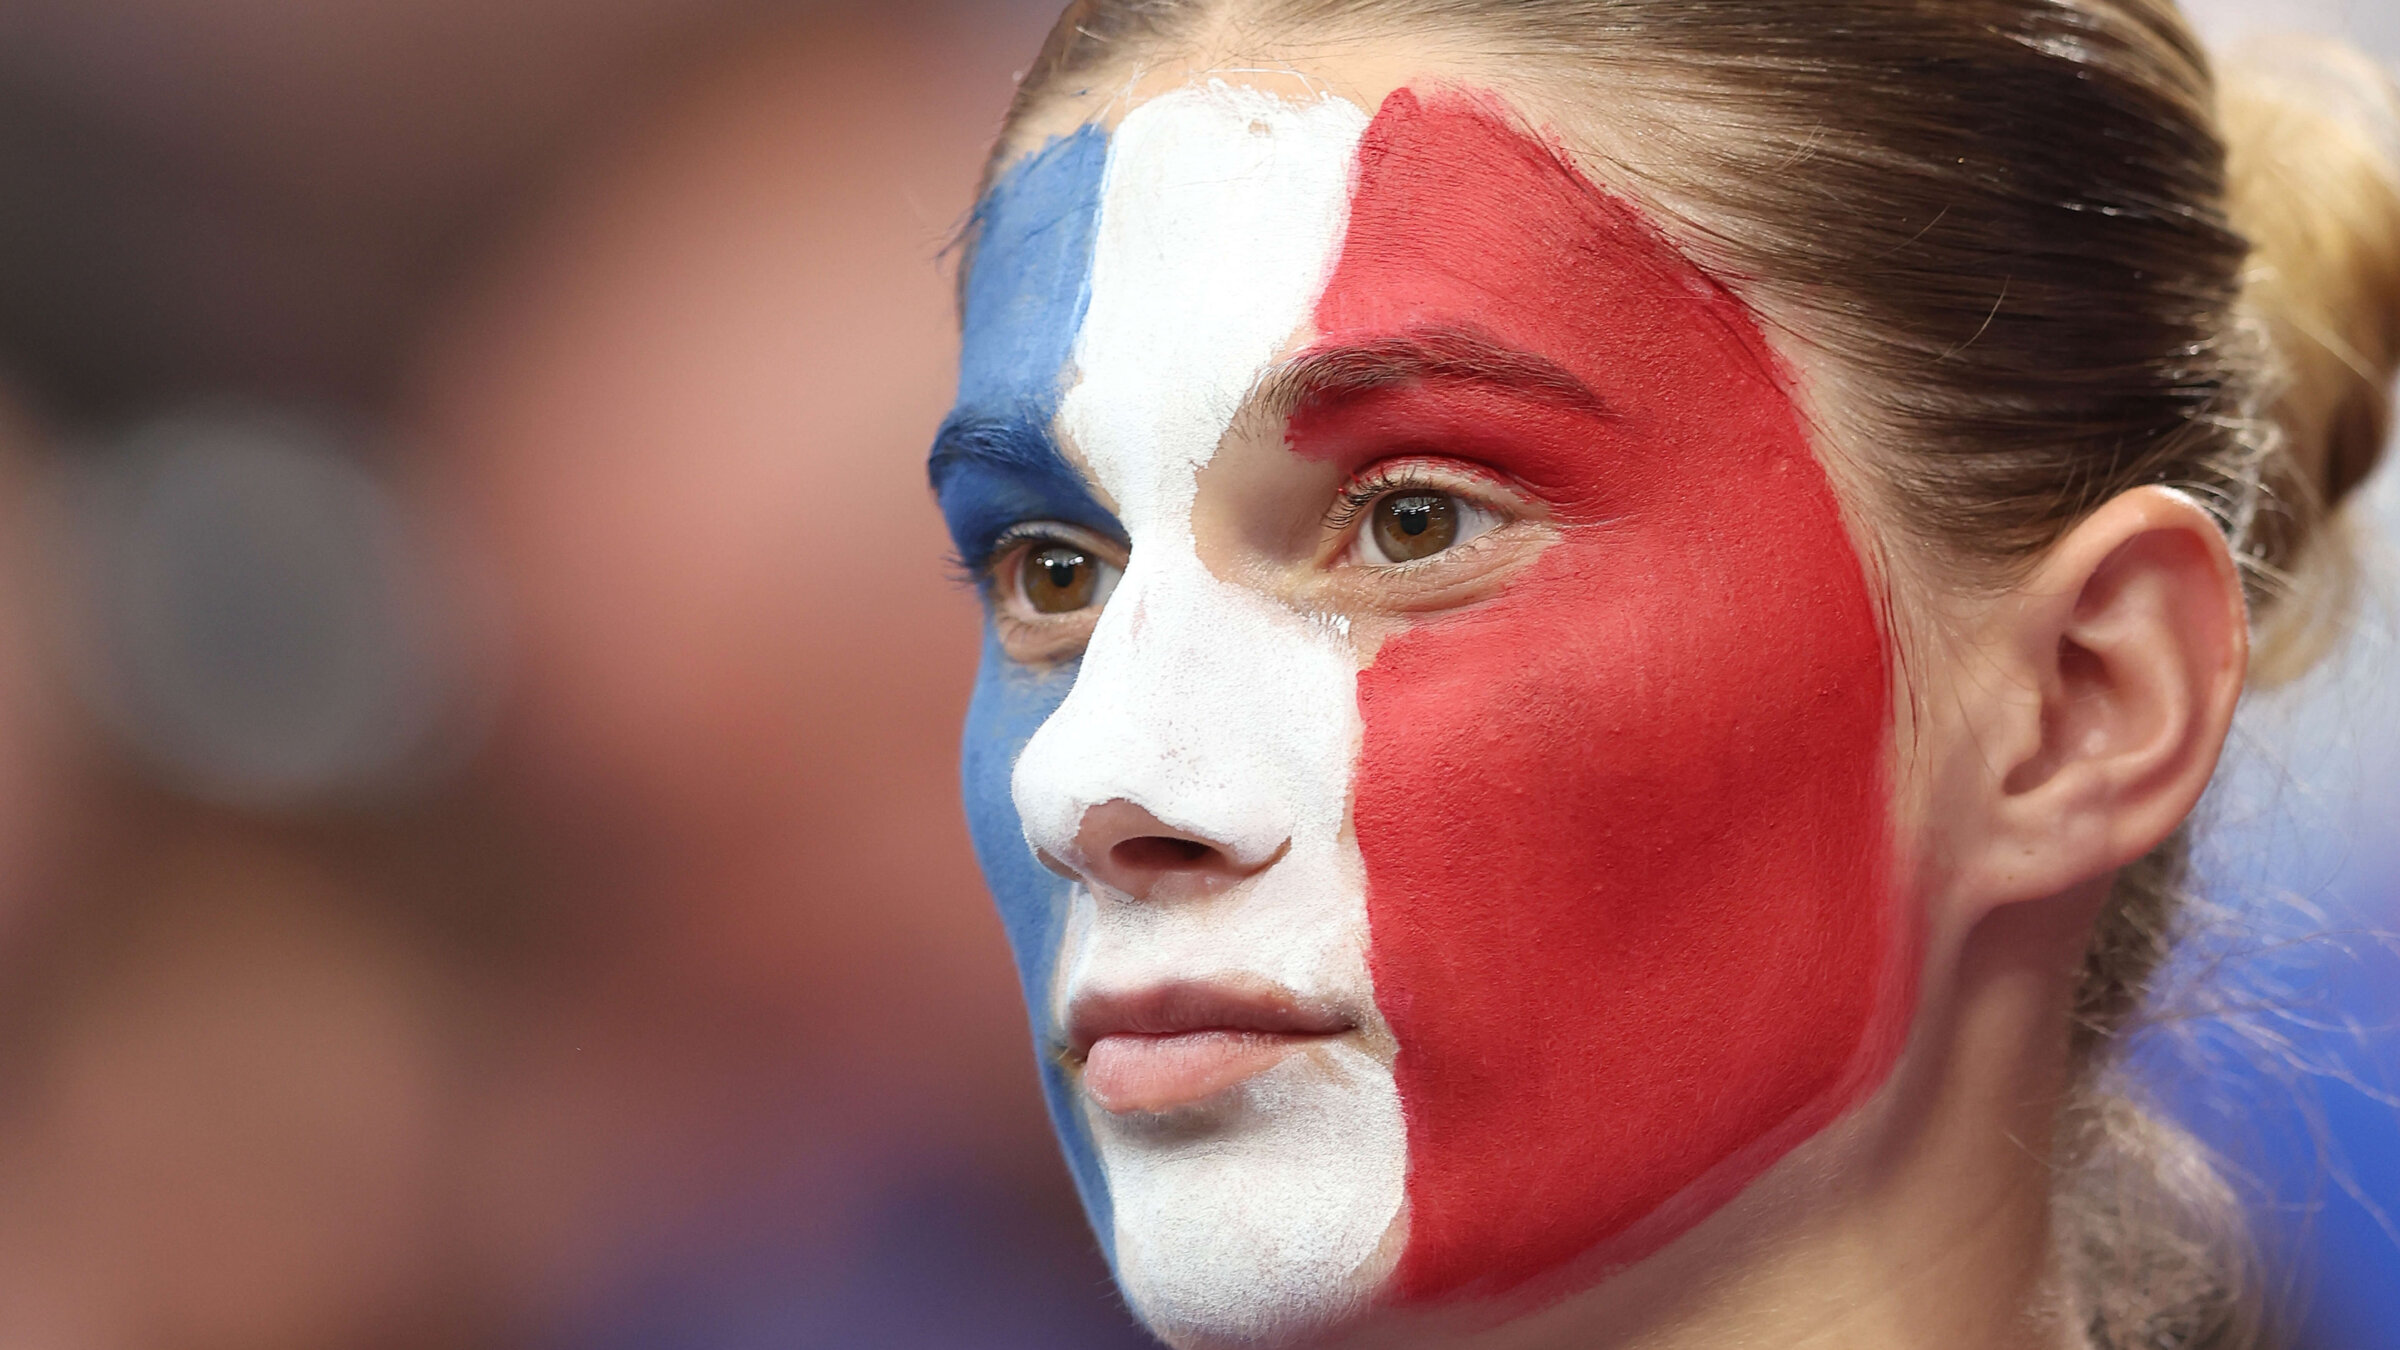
top-left (1094, 1045), bottom-right (1409, 1349)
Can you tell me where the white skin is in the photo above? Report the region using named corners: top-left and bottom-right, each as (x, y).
top-left (988, 47), bottom-right (2251, 1350)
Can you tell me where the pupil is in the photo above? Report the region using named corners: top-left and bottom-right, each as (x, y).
top-left (1369, 491), bottom-right (1459, 563)
top-left (1024, 544), bottom-right (1098, 614)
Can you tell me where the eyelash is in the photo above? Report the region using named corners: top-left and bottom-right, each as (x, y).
top-left (1323, 465), bottom-right (1442, 536)
top-left (1323, 462), bottom-right (1515, 547)
top-left (973, 465), bottom-right (1512, 597)
top-left (978, 523), bottom-right (1117, 598)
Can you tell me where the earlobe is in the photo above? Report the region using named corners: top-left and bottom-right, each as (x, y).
top-left (1960, 486), bottom-right (2249, 910)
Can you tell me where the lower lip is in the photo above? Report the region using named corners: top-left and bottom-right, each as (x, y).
top-left (1081, 1030), bottom-right (1332, 1114)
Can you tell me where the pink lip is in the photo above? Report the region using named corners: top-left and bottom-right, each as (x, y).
top-left (1067, 982), bottom-right (1353, 1115)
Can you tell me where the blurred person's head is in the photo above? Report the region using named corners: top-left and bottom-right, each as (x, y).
top-left (406, 2), bottom-right (1024, 1094)
top-left (0, 3), bottom-right (1106, 1346)
top-left (931, 4), bottom-right (2400, 1348)
top-left (393, 5), bottom-right (1118, 1322)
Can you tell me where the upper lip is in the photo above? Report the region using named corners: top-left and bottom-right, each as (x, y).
top-left (1064, 979), bottom-right (1355, 1059)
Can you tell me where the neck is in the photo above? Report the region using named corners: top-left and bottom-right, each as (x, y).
top-left (1357, 890), bottom-right (2099, 1350)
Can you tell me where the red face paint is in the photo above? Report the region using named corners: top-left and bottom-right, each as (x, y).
top-left (1291, 90), bottom-right (1910, 1304)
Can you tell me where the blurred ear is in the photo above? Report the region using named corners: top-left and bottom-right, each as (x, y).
top-left (1950, 487), bottom-right (2249, 912)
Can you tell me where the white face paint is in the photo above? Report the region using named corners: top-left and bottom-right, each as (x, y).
top-left (1008, 83), bottom-right (1407, 1348)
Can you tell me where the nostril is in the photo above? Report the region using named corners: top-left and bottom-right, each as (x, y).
top-left (1112, 835), bottom-right (1216, 872)
top-left (1066, 800), bottom-right (1272, 900)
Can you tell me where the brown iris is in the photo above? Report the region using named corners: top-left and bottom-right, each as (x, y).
top-left (1370, 491), bottom-right (1458, 563)
top-left (1021, 543), bottom-right (1102, 613)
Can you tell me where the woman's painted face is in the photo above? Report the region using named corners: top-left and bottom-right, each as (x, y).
top-left (932, 75), bottom-right (1912, 1346)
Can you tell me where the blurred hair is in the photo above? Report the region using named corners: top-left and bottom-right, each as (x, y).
top-left (994, 2), bottom-right (2400, 1346)
top-left (2219, 41), bottom-right (2400, 682)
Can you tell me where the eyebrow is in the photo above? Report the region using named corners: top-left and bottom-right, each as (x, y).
top-left (927, 413), bottom-right (1054, 493)
top-left (1248, 325), bottom-right (1612, 423)
top-left (926, 411), bottom-right (1124, 567)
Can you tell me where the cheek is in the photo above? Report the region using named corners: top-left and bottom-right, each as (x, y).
top-left (1357, 478), bottom-right (1908, 1302)
top-left (960, 631), bottom-right (1116, 1249)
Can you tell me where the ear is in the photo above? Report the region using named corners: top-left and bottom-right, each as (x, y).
top-left (1950, 487), bottom-right (2249, 912)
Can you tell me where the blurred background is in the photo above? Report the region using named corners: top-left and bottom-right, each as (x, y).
top-left (0, 0), bottom-right (2383, 1347)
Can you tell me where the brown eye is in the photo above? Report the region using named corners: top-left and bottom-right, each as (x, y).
top-left (1369, 491), bottom-right (1459, 563)
top-left (1021, 543), bottom-right (1104, 613)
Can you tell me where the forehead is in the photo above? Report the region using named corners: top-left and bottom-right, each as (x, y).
top-left (955, 122), bottom-right (1107, 419)
top-left (1053, 83), bottom-right (1368, 515)
top-left (940, 79), bottom-right (1375, 550)
top-left (954, 70), bottom-right (1689, 400)
top-left (937, 75), bottom-right (1802, 547)
top-left (966, 80), bottom-right (1370, 358)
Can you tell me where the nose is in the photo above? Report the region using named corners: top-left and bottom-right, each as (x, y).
top-left (1044, 799), bottom-right (1281, 901)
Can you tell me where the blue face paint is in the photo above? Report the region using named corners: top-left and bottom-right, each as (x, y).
top-left (960, 632), bottom-right (1107, 1239)
top-left (931, 126), bottom-right (1119, 1249)
top-left (932, 125), bottom-right (1121, 567)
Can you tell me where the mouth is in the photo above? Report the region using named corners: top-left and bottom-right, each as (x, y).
top-left (1066, 980), bottom-right (1356, 1115)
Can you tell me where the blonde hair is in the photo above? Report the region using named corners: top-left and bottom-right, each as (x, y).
top-left (2056, 40), bottom-right (2400, 1350)
top-left (999, 4), bottom-right (2400, 1345)
top-left (2222, 40), bottom-right (2400, 683)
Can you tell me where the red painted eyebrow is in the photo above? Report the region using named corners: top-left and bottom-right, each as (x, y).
top-left (1250, 325), bottom-right (1612, 422)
